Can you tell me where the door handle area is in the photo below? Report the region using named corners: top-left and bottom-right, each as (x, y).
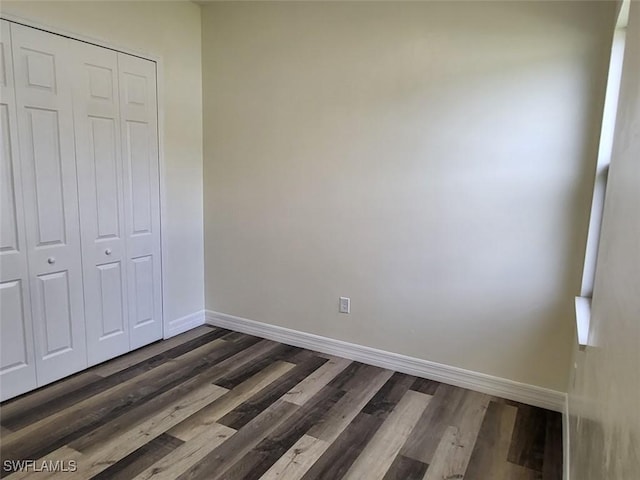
top-left (47, 257), bottom-right (56, 264)
top-left (105, 249), bottom-right (112, 255)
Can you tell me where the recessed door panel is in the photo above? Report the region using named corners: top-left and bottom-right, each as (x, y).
top-left (88, 64), bottom-right (113, 101)
top-left (36, 271), bottom-right (73, 357)
top-left (124, 73), bottom-right (146, 106)
top-left (132, 255), bottom-right (154, 328)
top-left (0, 280), bottom-right (28, 372)
top-left (11, 22), bottom-right (87, 386)
top-left (1, 104), bottom-right (19, 253)
top-left (91, 116), bottom-right (120, 239)
top-left (25, 49), bottom-right (56, 91)
top-left (97, 262), bottom-right (126, 338)
top-left (0, 21), bottom-right (37, 401)
top-left (26, 107), bottom-right (66, 246)
top-left (0, 42), bottom-right (6, 86)
top-left (126, 120), bottom-right (152, 235)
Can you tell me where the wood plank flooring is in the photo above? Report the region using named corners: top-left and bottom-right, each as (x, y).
top-left (0, 325), bottom-right (562, 479)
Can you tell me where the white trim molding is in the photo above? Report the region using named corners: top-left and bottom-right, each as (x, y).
top-left (563, 395), bottom-right (571, 480)
top-left (165, 310), bottom-right (205, 339)
top-left (205, 310), bottom-right (566, 412)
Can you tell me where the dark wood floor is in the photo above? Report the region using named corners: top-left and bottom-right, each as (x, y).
top-left (0, 325), bottom-right (562, 479)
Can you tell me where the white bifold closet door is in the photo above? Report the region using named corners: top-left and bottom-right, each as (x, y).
top-left (72, 45), bottom-right (163, 363)
top-left (0, 21), bottom-right (162, 396)
top-left (10, 23), bottom-right (88, 386)
top-left (72, 42), bottom-right (130, 366)
top-left (118, 54), bottom-right (162, 350)
top-left (0, 20), bottom-right (38, 401)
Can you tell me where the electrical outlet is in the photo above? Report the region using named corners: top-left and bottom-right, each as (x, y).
top-left (339, 297), bottom-right (350, 314)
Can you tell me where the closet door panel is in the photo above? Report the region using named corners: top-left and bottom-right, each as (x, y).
top-left (36, 271), bottom-right (74, 354)
top-left (11, 23), bottom-right (87, 385)
top-left (0, 280), bottom-right (31, 396)
top-left (26, 108), bottom-right (67, 244)
top-left (127, 121), bottom-right (153, 239)
top-left (0, 20), bottom-right (38, 401)
top-left (118, 53), bottom-right (162, 348)
top-left (0, 109), bottom-right (18, 253)
top-left (73, 42), bottom-right (129, 365)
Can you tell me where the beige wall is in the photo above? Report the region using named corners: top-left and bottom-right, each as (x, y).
top-left (1, 1), bottom-right (205, 325)
top-left (202, 1), bottom-right (614, 391)
top-left (569, 2), bottom-right (640, 478)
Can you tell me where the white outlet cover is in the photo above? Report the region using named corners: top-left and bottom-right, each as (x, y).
top-left (339, 297), bottom-right (350, 314)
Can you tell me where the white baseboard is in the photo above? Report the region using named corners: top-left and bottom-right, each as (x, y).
top-left (165, 310), bottom-right (205, 339)
top-left (563, 395), bottom-right (571, 480)
top-left (205, 310), bottom-right (566, 412)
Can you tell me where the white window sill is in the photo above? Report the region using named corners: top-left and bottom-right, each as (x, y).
top-left (574, 296), bottom-right (591, 349)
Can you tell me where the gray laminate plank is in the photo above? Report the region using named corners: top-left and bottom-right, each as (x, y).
top-left (90, 433), bottom-right (184, 480)
top-left (217, 385), bottom-right (344, 480)
top-left (217, 352), bottom-right (328, 430)
top-left (542, 411), bottom-right (563, 480)
top-left (381, 455), bottom-right (428, 480)
top-left (400, 383), bottom-right (469, 464)
top-left (344, 390), bottom-right (432, 480)
top-left (300, 412), bottom-right (383, 480)
top-left (133, 423), bottom-right (236, 480)
top-left (282, 357), bottom-right (351, 406)
top-left (175, 399), bottom-right (298, 480)
top-left (306, 367), bottom-right (394, 442)
top-left (0, 372), bottom-right (103, 429)
top-left (169, 360), bottom-right (296, 442)
top-left (507, 404), bottom-right (547, 472)
top-left (464, 400), bottom-right (518, 480)
top-left (422, 390), bottom-right (490, 480)
top-left (92, 326), bottom-right (220, 377)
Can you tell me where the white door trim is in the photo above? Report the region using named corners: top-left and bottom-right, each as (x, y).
top-left (0, 13), bottom-right (168, 340)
